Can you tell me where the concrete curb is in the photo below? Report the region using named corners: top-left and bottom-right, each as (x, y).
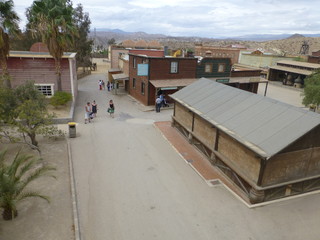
top-left (67, 139), bottom-right (82, 240)
top-left (52, 100), bottom-right (76, 124)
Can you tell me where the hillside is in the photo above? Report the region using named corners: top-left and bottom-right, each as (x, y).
top-left (90, 30), bottom-right (320, 56)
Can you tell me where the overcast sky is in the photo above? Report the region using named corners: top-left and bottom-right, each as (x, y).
top-left (13, 0), bottom-right (320, 38)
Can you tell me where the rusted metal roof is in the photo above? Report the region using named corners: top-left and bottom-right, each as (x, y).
top-left (150, 78), bottom-right (197, 88)
top-left (269, 65), bottom-right (313, 76)
top-left (170, 78), bottom-right (320, 159)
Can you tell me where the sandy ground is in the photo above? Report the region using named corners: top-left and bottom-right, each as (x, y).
top-left (0, 138), bottom-right (74, 240)
top-left (70, 71), bottom-right (320, 240)
top-left (258, 82), bottom-right (305, 108)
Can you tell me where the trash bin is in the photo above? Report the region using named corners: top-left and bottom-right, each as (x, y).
top-left (68, 122), bottom-right (76, 138)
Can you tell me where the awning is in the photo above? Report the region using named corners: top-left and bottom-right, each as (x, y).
top-left (112, 73), bottom-right (129, 81)
top-left (108, 68), bottom-right (121, 73)
top-left (149, 78), bottom-right (197, 88)
top-left (269, 65), bottom-right (313, 76)
top-left (207, 77), bottom-right (268, 84)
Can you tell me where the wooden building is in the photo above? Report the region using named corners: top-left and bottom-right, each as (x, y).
top-left (268, 60), bottom-right (320, 87)
top-left (196, 57), bottom-right (231, 79)
top-left (129, 54), bottom-right (197, 105)
top-left (308, 50), bottom-right (320, 64)
top-left (170, 78), bottom-right (320, 203)
top-left (1, 51), bottom-right (77, 100)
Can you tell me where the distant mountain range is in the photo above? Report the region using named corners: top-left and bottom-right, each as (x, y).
top-left (92, 28), bottom-right (320, 41)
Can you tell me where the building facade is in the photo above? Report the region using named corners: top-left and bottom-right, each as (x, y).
top-left (1, 51), bottom-right (77, 100)
top-left (129, 54), bottom-right (197, 105)
top-left (195, 44), bottom-right (240, 65)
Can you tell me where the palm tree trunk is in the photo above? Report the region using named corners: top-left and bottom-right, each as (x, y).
top-left (55, 59), bottom-right (62, 91)
top-left (0, 57), bottom-right (11, 88)
top-left (2, 207), bottom-right (18, 220)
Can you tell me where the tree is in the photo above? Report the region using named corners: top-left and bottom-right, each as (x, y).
top-left (0, 0), bottom-right (20, 88)
top-left (0, 81), bottom-right (64, 148)
top-left (28, 0), bottom-right (77, 91)
top-left (69, 4), bottom-right (93, 71)
top-left (107, 38), bottom-right (115, 45)
top-left (0, 149), bottom-right (56, 220)
top-left (13, 81), bottom-right (59, 147)
top-left (302, 70), bottom-right (320, 110)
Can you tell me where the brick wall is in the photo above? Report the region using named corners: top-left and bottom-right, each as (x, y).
top-left (5, 57), bottom-right (72, 94)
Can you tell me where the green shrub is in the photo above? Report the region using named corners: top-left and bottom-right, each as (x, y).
top-left (50, 91), bottom-right (72, 108)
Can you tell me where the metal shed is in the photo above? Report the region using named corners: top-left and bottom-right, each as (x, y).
top-left (170, 78), bottom-right (320, 203)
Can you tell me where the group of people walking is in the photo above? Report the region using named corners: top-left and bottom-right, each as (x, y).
top-left (99, 80), bottom-right (112, 91)
top-left (155, 94), bottom-right (169, 113)
top-left (84, 99), bottom-right (115, 123)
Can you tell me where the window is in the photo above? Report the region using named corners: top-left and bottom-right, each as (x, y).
top-left (205, 63), bottom-right (212, 73)
top-left (170, 61), bottom-right (178, 73)
top-left (132, 78), bottom-right (136, 88)
top-left (35, 84), bottom-right (54, 97)
top-left (218, 64), bottom-right (225, 72)
top-left (141, 82), bottom-right (145, 95)
top-left (133, 57), bottom-right (136, 68)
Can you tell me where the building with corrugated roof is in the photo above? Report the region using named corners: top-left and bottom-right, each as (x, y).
top-left (170, 78), bottom-right (320, 203)
top-left (268, 60), bottom-right (320, 87)
top-left (0, 49), bottom-right (77, 100)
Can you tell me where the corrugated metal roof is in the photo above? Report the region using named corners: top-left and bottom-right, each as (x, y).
top-left (277, 60), bottom-right (320, 69)
top-left (170, 78), bottom-right (320, 159)
top-left (269, 65), bottom-right (313, 76)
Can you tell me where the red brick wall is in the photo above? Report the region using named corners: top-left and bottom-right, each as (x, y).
top-left (129, 55), bottom-right (149, 105)
top-left (129, 49), bottom-right (164, 57)
top-left (195, 46), bottom-right (240, 65)
top-left (149, 58), bottom-right (197, 80)
top-left (129, 55), bottom-right (197, 105)
top-left (3, 57), bottom-right (72, 94)
top-left (231, 70), bottom-right (262, 77)
top-left (308, 56), bottom-right (320, 64)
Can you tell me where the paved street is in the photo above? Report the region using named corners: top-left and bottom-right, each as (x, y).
top-left (70, 72), bottom-right (320, 240)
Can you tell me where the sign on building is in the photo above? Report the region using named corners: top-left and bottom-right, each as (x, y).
top-left (138, 64), bottom-right (149, 76)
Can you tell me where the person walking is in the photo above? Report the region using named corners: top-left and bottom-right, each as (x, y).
top-left (98, 80), bottom-right (102, 90)
top-left (108, 99), bottom-right (115, 118)
top-left (92, 100), bottom-right (97, 117)
top-left (155, 96), bottom-right (162, 113)
top-left (107, 81), bottom-right (110, 91)
top-left (84, 102), bottom-right (92, 124)
top-left (102, 80), bottom-right (105, 90)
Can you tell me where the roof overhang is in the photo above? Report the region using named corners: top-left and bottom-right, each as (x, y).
top-left (9, 51), bottom-right (76, 59)
top-left (269, 65), bottom-right (313, 76)
top-left (112, 73), bottom-right (129, 81)
top-left (149, 78), bottom-right (197, 88)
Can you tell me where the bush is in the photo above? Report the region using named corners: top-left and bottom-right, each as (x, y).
top-left (50, 91), bottom-right (72, 108)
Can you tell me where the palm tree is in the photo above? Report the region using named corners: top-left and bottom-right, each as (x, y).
top-left (0, 0), bottom-right (20, 88)
top-left (0, 149), bottom-right (56, 220)
top-left (28, 0), bottom-right (77, 91)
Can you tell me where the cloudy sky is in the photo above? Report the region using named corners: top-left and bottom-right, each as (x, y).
top-left (13, 0), bottom-right (320, 38)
